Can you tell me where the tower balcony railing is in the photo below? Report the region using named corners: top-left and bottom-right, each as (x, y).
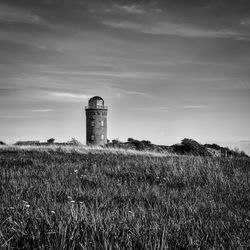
top-left (85, 105), bottom-right (108, 110)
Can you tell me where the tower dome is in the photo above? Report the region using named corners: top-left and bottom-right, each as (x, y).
top-left (88, 96), bottom-right (104, 108)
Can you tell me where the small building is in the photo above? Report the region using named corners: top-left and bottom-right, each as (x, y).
top-left (85, 96), bottom-right (108, 146)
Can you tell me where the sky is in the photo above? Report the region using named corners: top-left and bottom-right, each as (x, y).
top-left (0, 0), bottom-right (250, 153)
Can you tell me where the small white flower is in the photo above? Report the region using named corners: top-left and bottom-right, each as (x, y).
top-left (51, 210), bottom-right (56, 214)
top-left (74, 169), bottom-right (78, 173)
top-left (128, 211), bottom-right (135, 218)
top-left (70, 200), bottom-right (75, 203)
top-left (25, 204), bottom-right (30, 208)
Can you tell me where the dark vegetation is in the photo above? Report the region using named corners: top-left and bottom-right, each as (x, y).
top-left (171, 138), bottom-right (209, 156)
top-left (47, 138), bottom-right (55, 144)
top-left (108, 138), bottom-right (249, 158)
top-left (204, 142), bottom-right (249, 158)
top-left (0, 146), bottom-right (250, 249)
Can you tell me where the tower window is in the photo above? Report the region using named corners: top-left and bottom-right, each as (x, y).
top-left (97, 100), bottom-right (104, 107)
top-left (91, 135), bottom-right (95, 140)
top-left (91, 121), bottom-right (95, 127)
top-left (100, 121), bottom-right (104, 127)
top-left (101, 134), bottom-right (104, 140)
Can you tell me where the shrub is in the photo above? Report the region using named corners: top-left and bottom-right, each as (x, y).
top-left (47, 138), bottom-right (55, 144)
top-left (67, 138), bottom-right (82, 146)
top-left (172, 138), bottom-right (209, 156)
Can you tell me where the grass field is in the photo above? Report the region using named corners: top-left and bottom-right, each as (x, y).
top-left (0, 145), bottom-right (250, 249)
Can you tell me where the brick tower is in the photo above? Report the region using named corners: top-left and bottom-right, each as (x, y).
top-left (85, 96), bottom-right (108, 146)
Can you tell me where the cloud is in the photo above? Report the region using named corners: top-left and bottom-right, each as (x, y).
top-left (35, 69), bottom-right (175, 80)
top-left (51, 92), bottom-right (91, 99)
top-left (147, 22), bottom-right (244, 39)
top-left (0, 86), bottom-right (21, 96)
top-left (98, 3), bottom-right (147, 14)
top-left (103, 20), bottom-right (250, 40)
top-left (103, 21), bottom-right (144, 31)
top-left (116, 4), bottom-right (145, 14)
top-left (104, 84), bottom-right (153, 98)
top-left (132, 106), bottom-right (170, 112)
top-left (115, 89), bottom-right (151, 97)
top-left (0, 115), bottom-right (30, 120)
top-left (0, 3), bottom-right (42, 24)
top-left (182, 105), bottom-right (209, 109)
top-left (240, 18), bottom-right (250, 28)
top-left (26, 109), bottom-right (54, 112)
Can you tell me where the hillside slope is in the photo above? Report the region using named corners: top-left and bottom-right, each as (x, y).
top-left (0, 146), bottom-right (250, 249)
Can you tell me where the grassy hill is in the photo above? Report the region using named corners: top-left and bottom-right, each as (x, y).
top-left (0, 146), bottom-right (250, 249)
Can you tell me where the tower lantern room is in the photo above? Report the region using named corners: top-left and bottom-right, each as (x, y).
top-left (85, 96), bottom-right (108, 146)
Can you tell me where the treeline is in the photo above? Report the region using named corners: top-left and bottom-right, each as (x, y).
top-left (107, 138), bottom-right (249, 158)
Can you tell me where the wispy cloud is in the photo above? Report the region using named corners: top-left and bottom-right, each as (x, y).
top-left (51, 92), bottom-right (91, 99)
top-left (115, 89), bottom-right (151, 97)
top-left (0, 115), bottom-right (30, 120)
top-left (100, 3), bottom-right (146, 14)
top-left (179, 77), bottom-right (230, 82)
top-left (104, 84), bottom-right (155, 98)
top-left (132, 106), bottom-right (170, 112)
top-left (182, 105), bottom-right (210, 109)
top-left (103, 20), bottom-right (250, 40)
top-left (35, 69), bottom-right (175, 80)
top-left (0, 3), bottom-right (42, 24)
top-left (148, 22), bottom-right (243, 39)
top-left (103, 21), bottom-right (144, 31)
top-left (116, 4), bottom-right (145, 14)
top-left (26, 109), bottom-right (54, 112)
top-left (240, 18), bottom-right (250, 28)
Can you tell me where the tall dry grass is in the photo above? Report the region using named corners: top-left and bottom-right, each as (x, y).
top-left (0, 146), bottom-right (249, 249)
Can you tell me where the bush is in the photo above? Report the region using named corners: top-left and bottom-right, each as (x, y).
top-left (67, 138), bottom-right (82, 146)
top-left (172, 138), bottom-right (209, 156)
top-left (127, 138), bottom-right (135, 142)
top-left (204, 143), bottom-right (221, 150)
top-left (47, 138), bottom-right (55, 144)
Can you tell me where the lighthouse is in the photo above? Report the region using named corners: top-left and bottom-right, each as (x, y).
top-left (85, 96), bottom-right (108, 146)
